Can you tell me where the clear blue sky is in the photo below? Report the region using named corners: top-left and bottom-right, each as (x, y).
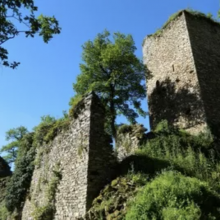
top-left (0, 0), bottom-right (218, 148)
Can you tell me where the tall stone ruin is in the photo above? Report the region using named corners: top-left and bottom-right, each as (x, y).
top-left (143, 10), bottom-right (220, 136)
top-left (22, 92), bottom-right (114, 220)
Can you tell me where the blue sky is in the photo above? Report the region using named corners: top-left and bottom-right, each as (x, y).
top-left (0, 0), bottom-right (218, 148)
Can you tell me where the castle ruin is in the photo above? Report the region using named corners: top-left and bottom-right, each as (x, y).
top-left (143, 10), bottom-right (220, 136)
top-left (22, 92), bottom-right (114, 220)
top-left (1, 9), bottom-right (220, 220)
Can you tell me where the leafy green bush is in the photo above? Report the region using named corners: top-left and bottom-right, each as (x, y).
top-left (85, 173), bottom-right (148, 220)
top-left (33, 115), bottom-right (57, 146)
top-left (69, 94), bottom-right (83, 118)
top-left (136, 121), bottom-right (220, 186)
top-left (32, 204), bottom-right (54, 220)
top-left (150, 9), bottom-right (220, 38)
top-left (43, 118), bottom-right (70, 143)
top-left (33, 115), bottom-right (70, 146)
top-left (117, 124), bottom-right (133, 134)
top-left (5, 133), bottom-right (35, 213)
top-left (126, 171), bottom-right (220, 220)
top-left (33, 164), bottom-right (62, 220)
top-left (0, 203), bottom-right (10, 220)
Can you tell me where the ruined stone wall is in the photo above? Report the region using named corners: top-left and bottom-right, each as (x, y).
top-left (143, 11), bottom-right (207, 134)
top-left (22, 93), bottom-right (113, 220)
top-left (185, 12), bottom-right (220, 136)
top-left (116, 124), bottom-right (147, 161)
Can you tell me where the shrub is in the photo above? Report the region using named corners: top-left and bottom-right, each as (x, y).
top-left (117, 124), bottom-right (133, 134)
top-left (33, 164), bottom-right (62, 220)
top-left (137, 121), bottom-right (220, 186)
top-left (85, 173), bottom-right (148, 220)
top-left (5, 133), bottom-right (35, 213)
top-left (33, 115), bottom-right (70, 146)
top-left (126, 171), bottom-right (220, 220)
top-left (69, 94), bottom-right (83, 118)
top-left (0, 203), bottom-right (9, 220)
top-left (32, 204), bottom-right (54, 220)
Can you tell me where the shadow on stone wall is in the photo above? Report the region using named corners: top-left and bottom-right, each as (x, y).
top-left (148, 78), bottom-right (204, 130)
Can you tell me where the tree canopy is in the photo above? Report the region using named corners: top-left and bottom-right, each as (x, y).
top-left (0, 126), bottom-right (28, 164)
top-left (0, 0), bottom-right (61, 69)
top-left (71, 30), bottom-right (147, 138)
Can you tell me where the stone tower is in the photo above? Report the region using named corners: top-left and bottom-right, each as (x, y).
top-left (143, 10), bottom-right (220, 136)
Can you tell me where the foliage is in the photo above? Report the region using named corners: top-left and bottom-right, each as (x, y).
top-left (117, 124), bottom-right (133, 134)
top-left (43, 118), bottom-right (70, 143)
top-left (33, 115), bottom-right (70, 146)
top-left (126, 171), bottom-right (220, 220)
top-left (33, 164), bottom-right (62, 220)
top-left (0, 177), bottom-right (10, 204)
top-left (150, 9), bottom-right (220, 38)
top-left (33, 204), bottom-right (54, 220)
top-left (0, 203), bottom-right (10, 220)
top-left (0, 0), bottom-right (61, 69)
top-left (88, 120), bottom-right (220, 219)
top-left (5, 133), bottom-right (35, 213)
top-left (0, 126), bottom-right (28, 164)
top-left (33, 115), bottom-right (56, 145)
top-left (136, 121), bottom-right (220, 187)
top-left (84, 174), bottom-right (148, 220)
top-left (72, 30), bottom-right (147, 138)
top-left (69, 94), bottom-right (83, 118)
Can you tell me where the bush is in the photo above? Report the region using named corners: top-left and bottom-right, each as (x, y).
top-left (5, 133), bottom-right (35, 213)
top-left (33, 115), bottom-right (70, 146)
top-left (85, 173), bottom-right (148, 220)
top-left (136, 121), bottom-right (220, 186)
top-left (33, 164), bottom-right (62, 220)
top-left (0, 203), bottom-right (9, 220)
top-left (126, 171), bottom-right (220, 220)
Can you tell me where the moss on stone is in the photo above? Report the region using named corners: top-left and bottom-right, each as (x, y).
top-left (84, 174), bottom-right (148, 220)
top-left (32, 164), bottom-right (62, 220)
top-left (69, 95), bottom-right (84, 119)
top-left (146, 9), bottom-right (220, 39)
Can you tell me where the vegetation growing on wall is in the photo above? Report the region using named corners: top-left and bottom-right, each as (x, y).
top-left (32, 164), bottom-right (62, 220)
top-left (84, 174), bottom-right (148, 220)
top-left (4, 133), bottom-right (35, 216)
top-left (33, 115), bottom-right (70, 146)
top-left (126, 171), bottom-right (220, 220)
top-left (143, 9), bottom-right (220, 41)
top-left (86, 120), bottom-right (220, 220)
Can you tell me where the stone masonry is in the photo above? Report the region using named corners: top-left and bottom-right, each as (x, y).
top-left (22, 92), bottom-right (114, 220)
top-left (116, 124), bottom-right (147, 161)
top-left (143, 10), bottom-right (220, 136)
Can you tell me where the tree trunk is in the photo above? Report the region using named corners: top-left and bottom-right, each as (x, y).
top-left (110, 84), bottom-right (116, 140)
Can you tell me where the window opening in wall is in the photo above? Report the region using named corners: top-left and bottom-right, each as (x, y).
top-left (172, 64), bottom-right (175, 72)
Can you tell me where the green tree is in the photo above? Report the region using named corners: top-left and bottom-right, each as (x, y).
top-left (0, 126), bottom-right (28, 164)
top-left (0, 0), bottom-right (61, 69)
top-left (71, 30), bottom-right (147, 139)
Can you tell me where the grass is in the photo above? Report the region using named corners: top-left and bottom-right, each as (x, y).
top-left (86, 120), bottom-right (220, 219)
top-left (143, 9), bottom-right (220, 41)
